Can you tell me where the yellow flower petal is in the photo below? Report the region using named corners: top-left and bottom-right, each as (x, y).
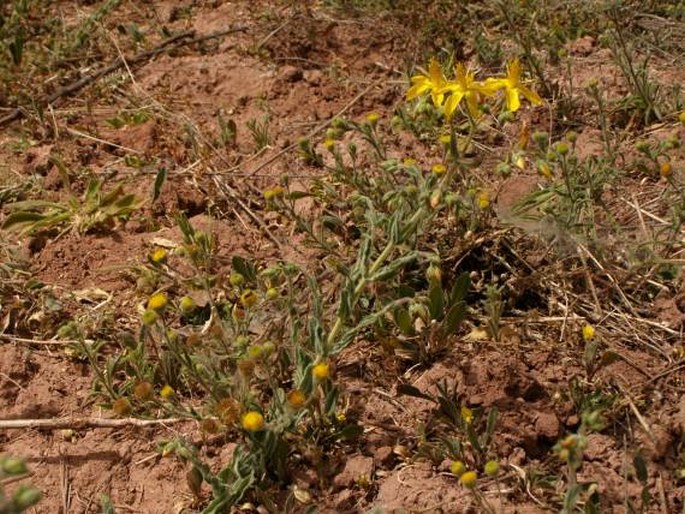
top-left (520, 85), bottom-right (543, 106)
top-left (506, 88), bottom-right (521, 112)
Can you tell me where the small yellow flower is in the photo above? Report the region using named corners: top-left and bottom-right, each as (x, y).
top-left (431, 163), bottom-right (447, 176)
top-left (403, 157), bottom-right (417, 167)
top-left (460, 470), bottom-right (478, 489)
top-left (485, 58), bottom-right (543, 112)
top-left (582, 324), bottom-right (595, 341)
top-left (366, 112), bottom-right (380, 125)
top-left (241, 411), bottom-right (265, 432)
top-left (160, 385), bottom-right (174, 399)
top-left (324, 138), bottom-right (336, 152)
top-left (660, 161), bottom-right (672, 178)
top-left (407, 58), bottom-right (448, 107)
top-left (150, 248), bottom-right (168, 264)
top-left (461, 406), bottom-right (474, 424)
top-left (287, 389), bottom-right (307, 409)
top-left (312, 361), bottom-right (331, 381)
top-left (240, 289), bottom-right (259, 308)
top-left (438, 134), bottom-right (451, 145)
top-left (442, 62), bottom-right (499, 118)
top-left (265, 287), bottom-right (279, 300)
top-left (477, 192), bottom-right (490, 210)
top-left (147, 292), bottom-right (168, 312)
top-left (450, 460), bottom-right (466, 476)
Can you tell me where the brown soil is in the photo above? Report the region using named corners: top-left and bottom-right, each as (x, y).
top-left (1, 1), bottom-right (684, 513)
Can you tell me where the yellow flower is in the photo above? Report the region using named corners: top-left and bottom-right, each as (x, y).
top-left (442, 62), bottom-right (498, 118)
top-left (366, 112), bottom-right (380, 125)
top-left (431, 163), bottom-right (447, 176)
top-left (477, 192), bottom-right (490, 210)
top-left (324, 138), bottom-right (336, 152)
top-left (241, 411), bottom-right (265, 432)
top-left (312, 361), bottom-right (331, 381)
top-left (450, 460), bottom-right (466, 476)
top-left (287, 389), bottom-right (307, 409)
top-left (485, 58), bottom-right (543, 112)
top-left (150, 248), bottom-right (168, 264)
top-left (582, 324), bottom-right (595, 341)
top-left (160, 385), bottom-right (174, 399)
top-left (407, 58), bottom-right (447, 107)
top-left (461, 405), bottom-right (474, 424)
top-left (403, 157), bottom-right (417, 167)
top-left (147, 292), bottom-right (168, 312)
top-left (660, 161), bottom-right (672, 178)
top-left (460, 470), bottom-right (478, 489)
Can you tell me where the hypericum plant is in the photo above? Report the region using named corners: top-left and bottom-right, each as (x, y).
top-left (554, 410), bottom-right (604, 514)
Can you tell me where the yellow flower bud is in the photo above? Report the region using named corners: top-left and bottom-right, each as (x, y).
top-left (150, 248), bottom-right (168, 264)
top-left (324, 138), bottom-right (336, 152)
top-left (679, 111), bottom-right (685, 124)
top-left (312, 361), bottom-right (331, 381)
top-left (660, 161), bottom-right (672, 178)
top-left (287, 389), bottom-right (307, 409)
top-left (366, 112), bottom-right (380, 125)
top-left (241, 411), bottom-right (265, 432)
top-left (160, 385), bottom-right (174, 399)
top-left (450, 460), bottom-right (466, 476)
top-left (179, 296), bottom-right (196, 313)
top-left (461, 406), bottom-right (474, 424)
top-left (240, 289), bottom-right (259, 308)
top-left (484, 460), bottom-right (500, 476)
top-left (582, 324), bottom-right (595, 341)
top-left (460, 470), bottom-right (478, 489)
top-left (431, 163), bottom-right (447, 176)
top-left (477, 192), bottom-right (490, 210)
top-left (147, 292), bottom-right (168, 312)
top-left (142, 309), bottom-right (158, 326)
top-left (230, 272), bottom-right (245, 287)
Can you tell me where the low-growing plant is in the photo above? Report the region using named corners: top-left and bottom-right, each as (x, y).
top-left (2, 178), bottom-right (143, 236)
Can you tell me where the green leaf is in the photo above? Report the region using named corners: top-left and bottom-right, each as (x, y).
top-left (444, 301), bottom-right (467, 335)
top-left (449, 272), bottom-right (471, 305)
top-left (100, 493), bottom-right (116, 514)
top-left (153, 168), bottom-right (167, 202)
top-left (394, 307), bottom-right (415, 336)
top-left (562, 484), bottom-right (584, 513)
top-left (1, 211), bottom-right (47, 231)
top-left (397, 383), bottom-right (434, 402)
top-left (428, 283), bottom-right (444, 320)
top-left (633, 452), bottom-right (648, 483)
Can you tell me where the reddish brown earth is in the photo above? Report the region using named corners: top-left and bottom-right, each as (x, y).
top-left (1, 1), bottom-right (684, 513)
